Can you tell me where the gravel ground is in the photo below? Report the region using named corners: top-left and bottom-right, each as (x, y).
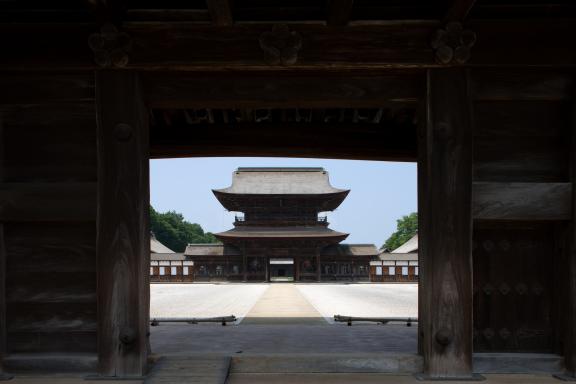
top-left (150, 284), bottom-right (269, 319)
top-left (150, 283), bottom-right (418, 321)
top-left (295, 284), bottom-right (418, 323)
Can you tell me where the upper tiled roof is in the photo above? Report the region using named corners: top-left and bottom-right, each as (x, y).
top-left (213, 167), bottom-right (348, 195)
top-left (215, 226), bottom-right (348, 240)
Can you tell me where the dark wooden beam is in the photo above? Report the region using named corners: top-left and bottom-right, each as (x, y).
top-left (472, 70), bottom-right (574, 101)
top-left (444, 0), bottom-right (476, 22)
top-left (418, 68), bottom-right (476, 380)
top-left (144, 72), bottom-right (422, 109)
top-left (150, 122), bottom-right (418, 161)
top-left (2, 20), bottom-right (575, 70)
top-left (87, 0), bottom-right (127, 25)
top-left (0, 74), bottom-right (94, 105)
top-left (206, 0), bottom-right (234, 26)
top-left (472, 182), bottom-right (571, 220)
top-left (96, 71), bottom-right (149, 378)
top-left (327, 0), bottom-right (354, 26)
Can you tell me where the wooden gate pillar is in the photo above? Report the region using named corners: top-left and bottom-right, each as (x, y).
top-left (95, 71), bottom-right (150, 378)
top-left (556, 95), bottom-right (576, 381)
top-left (418, 68), bottom-right (478, 380)
top-left (0, 117), bottom-right (12, 381)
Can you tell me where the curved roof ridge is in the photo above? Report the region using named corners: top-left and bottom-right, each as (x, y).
top-left (214, 167), bottom-right (348, 195)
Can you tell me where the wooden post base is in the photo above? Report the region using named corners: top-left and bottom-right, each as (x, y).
top-left (414, 373), bottom-right (485, 381)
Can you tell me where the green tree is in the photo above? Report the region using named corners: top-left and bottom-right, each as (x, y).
top-left (382, 212), bottom-right (418, 251)
top-left (150, 206), bottom-right (219, 252)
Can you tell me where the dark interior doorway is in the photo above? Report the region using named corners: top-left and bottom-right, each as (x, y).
top-left (269, 258), bottom-right (295, 282)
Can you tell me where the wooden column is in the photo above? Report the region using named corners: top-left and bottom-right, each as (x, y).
top-left (0, 116), bottom-right (11, 381)
top-left (418, 68), bottom-right (477, 380)
top-left (316, 249), bottom-right (321, 282)
top-left (96, 71), bottom-right (150, 378)
top-left (557, 94), bottom-right (576, 381)
top-left (242, 244), bottom-right (248, 282)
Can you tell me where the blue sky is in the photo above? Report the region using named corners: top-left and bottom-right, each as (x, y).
top-left (150, 158), bottom-right (417, 247)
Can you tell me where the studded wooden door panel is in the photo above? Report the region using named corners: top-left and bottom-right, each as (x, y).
top-left (473, 225), bottom-right (555, 352)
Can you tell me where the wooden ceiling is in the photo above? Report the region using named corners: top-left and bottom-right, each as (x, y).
top-left (1, 0), bottom-right (575, 23)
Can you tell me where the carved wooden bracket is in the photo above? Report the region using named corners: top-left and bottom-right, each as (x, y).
top-left (89, 24), bottom-right (132, 68)
top-left (259, 24), bottom-right (302, 66)
top-left (431, 22), bottom-right (476, 65)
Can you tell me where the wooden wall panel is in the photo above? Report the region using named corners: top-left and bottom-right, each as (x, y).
top-left (473, 101), bottom-right (571, 182)
top-left (471, 70), bottom-right (574, 362)
top-left (7, 332), bottom-right (97, 354)
top-left (472, 182), bottom-right (571, 221)
top-left (5, 224), bottom-right (96, 274)
top-left (0, 183), bottom-right (96, 222)
top-left (0, 72), bottom-right (98, 373)
top-left (1, 103), bottom-right (97, 182)
top-left (7, 303), bottom-right (97, 333)
top-left (473, 225), bottom-right (555, 353)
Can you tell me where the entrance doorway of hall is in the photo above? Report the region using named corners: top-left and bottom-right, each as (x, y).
top-left (269, 258), bottom-right (294, 282)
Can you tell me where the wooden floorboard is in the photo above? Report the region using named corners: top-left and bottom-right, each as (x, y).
top-left (145, 357), bottom-right (231, 384)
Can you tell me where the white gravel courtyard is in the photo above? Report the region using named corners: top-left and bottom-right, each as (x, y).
top-left (150, 284), bottom-right (269, 319)
top-left (150, 283), bottom-right (418, 321)
top-left (296, 284), bottom-right (418, 323)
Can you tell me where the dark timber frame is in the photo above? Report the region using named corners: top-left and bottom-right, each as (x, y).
top-left (1, 1), bottom-right (576, 379)
top-left (418, 69), bottom-right (475, 380)
top-left (96, 71), bottom-right (150, 378)
top-left (0, 116), bottom-right (11, 381)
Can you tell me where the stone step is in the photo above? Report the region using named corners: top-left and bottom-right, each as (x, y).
top-left (229, 352), bottom-right (565, 375)
top-left (145, 356), bottom-right (231, 384)
top-left (473, 353), bottom-right (564, 374)
top-left (230, 353), bottom-right (423, 374)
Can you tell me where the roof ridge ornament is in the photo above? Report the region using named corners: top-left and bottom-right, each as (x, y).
top-left (431, 22), bottom-right (476, 65)
top-left (89, 23), bottom-right (132, 68)
top-left (259, 24), bottom-right (302, 66)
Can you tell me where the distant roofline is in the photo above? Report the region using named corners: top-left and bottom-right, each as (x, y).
top-left (339, 243), bottom-right (378, 247)
top-left (236, 167), bottom-right (325, 172)
top-left (186, 243), bottom-right (223, 246)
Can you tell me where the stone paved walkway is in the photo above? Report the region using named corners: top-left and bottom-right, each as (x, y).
top-left (151, 324), bottom-right (417, 354)
top-left (226, 373), bottom-right (564, 384)
top-left (6, 373), bottom-right (565, 384)
top-left (241, 284), bottom-right (326, 325)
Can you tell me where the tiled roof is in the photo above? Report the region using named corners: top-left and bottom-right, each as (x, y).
top-left (213, 167), bottom-right (348, 195)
